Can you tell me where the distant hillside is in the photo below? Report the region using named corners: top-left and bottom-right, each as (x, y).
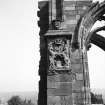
top-left (0, 91), bottom-right (38, 104)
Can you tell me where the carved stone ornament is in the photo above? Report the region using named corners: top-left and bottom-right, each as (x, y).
top-left (47, 37), bottom-right (71, 75)
top-left (52, 20), bottom-right (62, 30)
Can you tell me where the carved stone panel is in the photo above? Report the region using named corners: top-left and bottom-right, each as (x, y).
top-left (47, 37), bottom-right (71, 75)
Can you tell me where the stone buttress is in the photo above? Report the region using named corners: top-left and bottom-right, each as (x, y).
top-left (38, 0), bottom-right (92, 105)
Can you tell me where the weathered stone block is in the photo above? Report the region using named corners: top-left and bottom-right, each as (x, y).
top-left (76, 1), bottom-right (92, 7)
top-left (47, 82), bottom-right (60, 89)
top-left (72, 92), bottom-right (85, 104)
top-left (47, 96), bottom-right (61, 105)
top-left (64, 6), bottom-right (76, 11)
top-left (76, 5), bottom-right (89, 11)
top-left (65, 19), bottom-right (77, 25)
top-left (73, 98), bottom-right (84, 104)
top-left (73, 93), bottom-right (85, 104)
top-left (66, 25), bottom-right (76, 32)
top-left (72, 63), bottom-right (83, 73)
top-left (60, 96), bottom-right (73, 105)
top-left (47, 81), bottom-right (72, 89)
top-left (64, 10), bottom-right (77, 16)
top-left (65, 15), bottom-right (77, 20)
top-left (71, 49), bottom-right (82, 59)
top-left (64, 15), bottom-right (80, 23)
top-left (64, 1), bottom-right (76, 7)
top-left (72, 80), bottom-right (84, 91)
top-left (77, 10), bottom-right (86, 15)
top-left (47, 83), bottom-right (72, 96)
top-left (72, 92), bottom-right (91, 104)
top-left (71, 58), bottom-right (82, 64)
top-left (47, 74), bottom-right (74, 82)
top-left (72, 92), bottom-right (84, 99)
top-left (76, 73), bottom-right (83, 80)
top-left (47, 96), bottom-right (72, 105)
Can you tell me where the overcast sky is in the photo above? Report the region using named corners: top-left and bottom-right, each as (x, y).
top-left (0, 0), bottom-right (104, 92)
top-left (0, 0), bottom-right (39, 92)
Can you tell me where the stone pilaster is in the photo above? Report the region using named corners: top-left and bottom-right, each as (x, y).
top-left (38, 0), bottom-right (92, 105)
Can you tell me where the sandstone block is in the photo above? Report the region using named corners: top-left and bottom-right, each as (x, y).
top-left (76, 5), bottom-right (88, 11)
top-left (76, 73), bottom-right (83, 80)
top-left (71, 49), bottom-right (82, 59)
top-left (64, 10), bottom-right (77, 16)
top-left (47, 83), bottom-right (72, 96)
top-left (47, 73), bottom-right (74, 82)
top-left (64, 1), bottom-right (76, 7)
top-left (47, 96), bottom-right (61, 105)
top-left (66, 25), bottom-right (76, 32)
top-left (64, 6), bottom-right (76, 11)
top-left (72, 80), bottom-right (84, 91)
top-left (72, 63), bottom-right (83, 73)
top-left (76, 1), bottom-right (92, 7)
top-left (47, 81), bottom-right (72, 89)
top-left (65, 19), bottom-right (77, 25)
top-left (71, 58), bottom-right (82, 64)
top-left (47, 96), bottom-right (72, 105)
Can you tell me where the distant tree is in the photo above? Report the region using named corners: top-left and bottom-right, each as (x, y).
top-left (22, 99), bottom-right (34, 105)
top-left (27, 100), bottom-right (34, 105)
top-left (8, 96), bottom-right (35, 105)
top-left (91, 92), bottom-right (97, 104)
top-left (91, 92), bottom-right (103, 104)
top-left (8, 96), bottom-right (22, 105)
top-left (23, 99), bottom-right (27, 105)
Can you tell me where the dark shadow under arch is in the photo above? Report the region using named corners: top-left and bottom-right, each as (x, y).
top-left (91, 34), bottom-right (105, 51)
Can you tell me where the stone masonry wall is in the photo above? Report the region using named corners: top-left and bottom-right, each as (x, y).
top-left (38, 0), bottom-right (92, 105)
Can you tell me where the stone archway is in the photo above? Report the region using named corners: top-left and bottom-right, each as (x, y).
top-left (91, 34), bottom-right (105, 51)
top-left (72, 1), bottom-right (105, 51)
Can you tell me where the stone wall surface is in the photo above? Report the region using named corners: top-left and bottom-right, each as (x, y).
top-left (38, 0), bottom-right (92, 105)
